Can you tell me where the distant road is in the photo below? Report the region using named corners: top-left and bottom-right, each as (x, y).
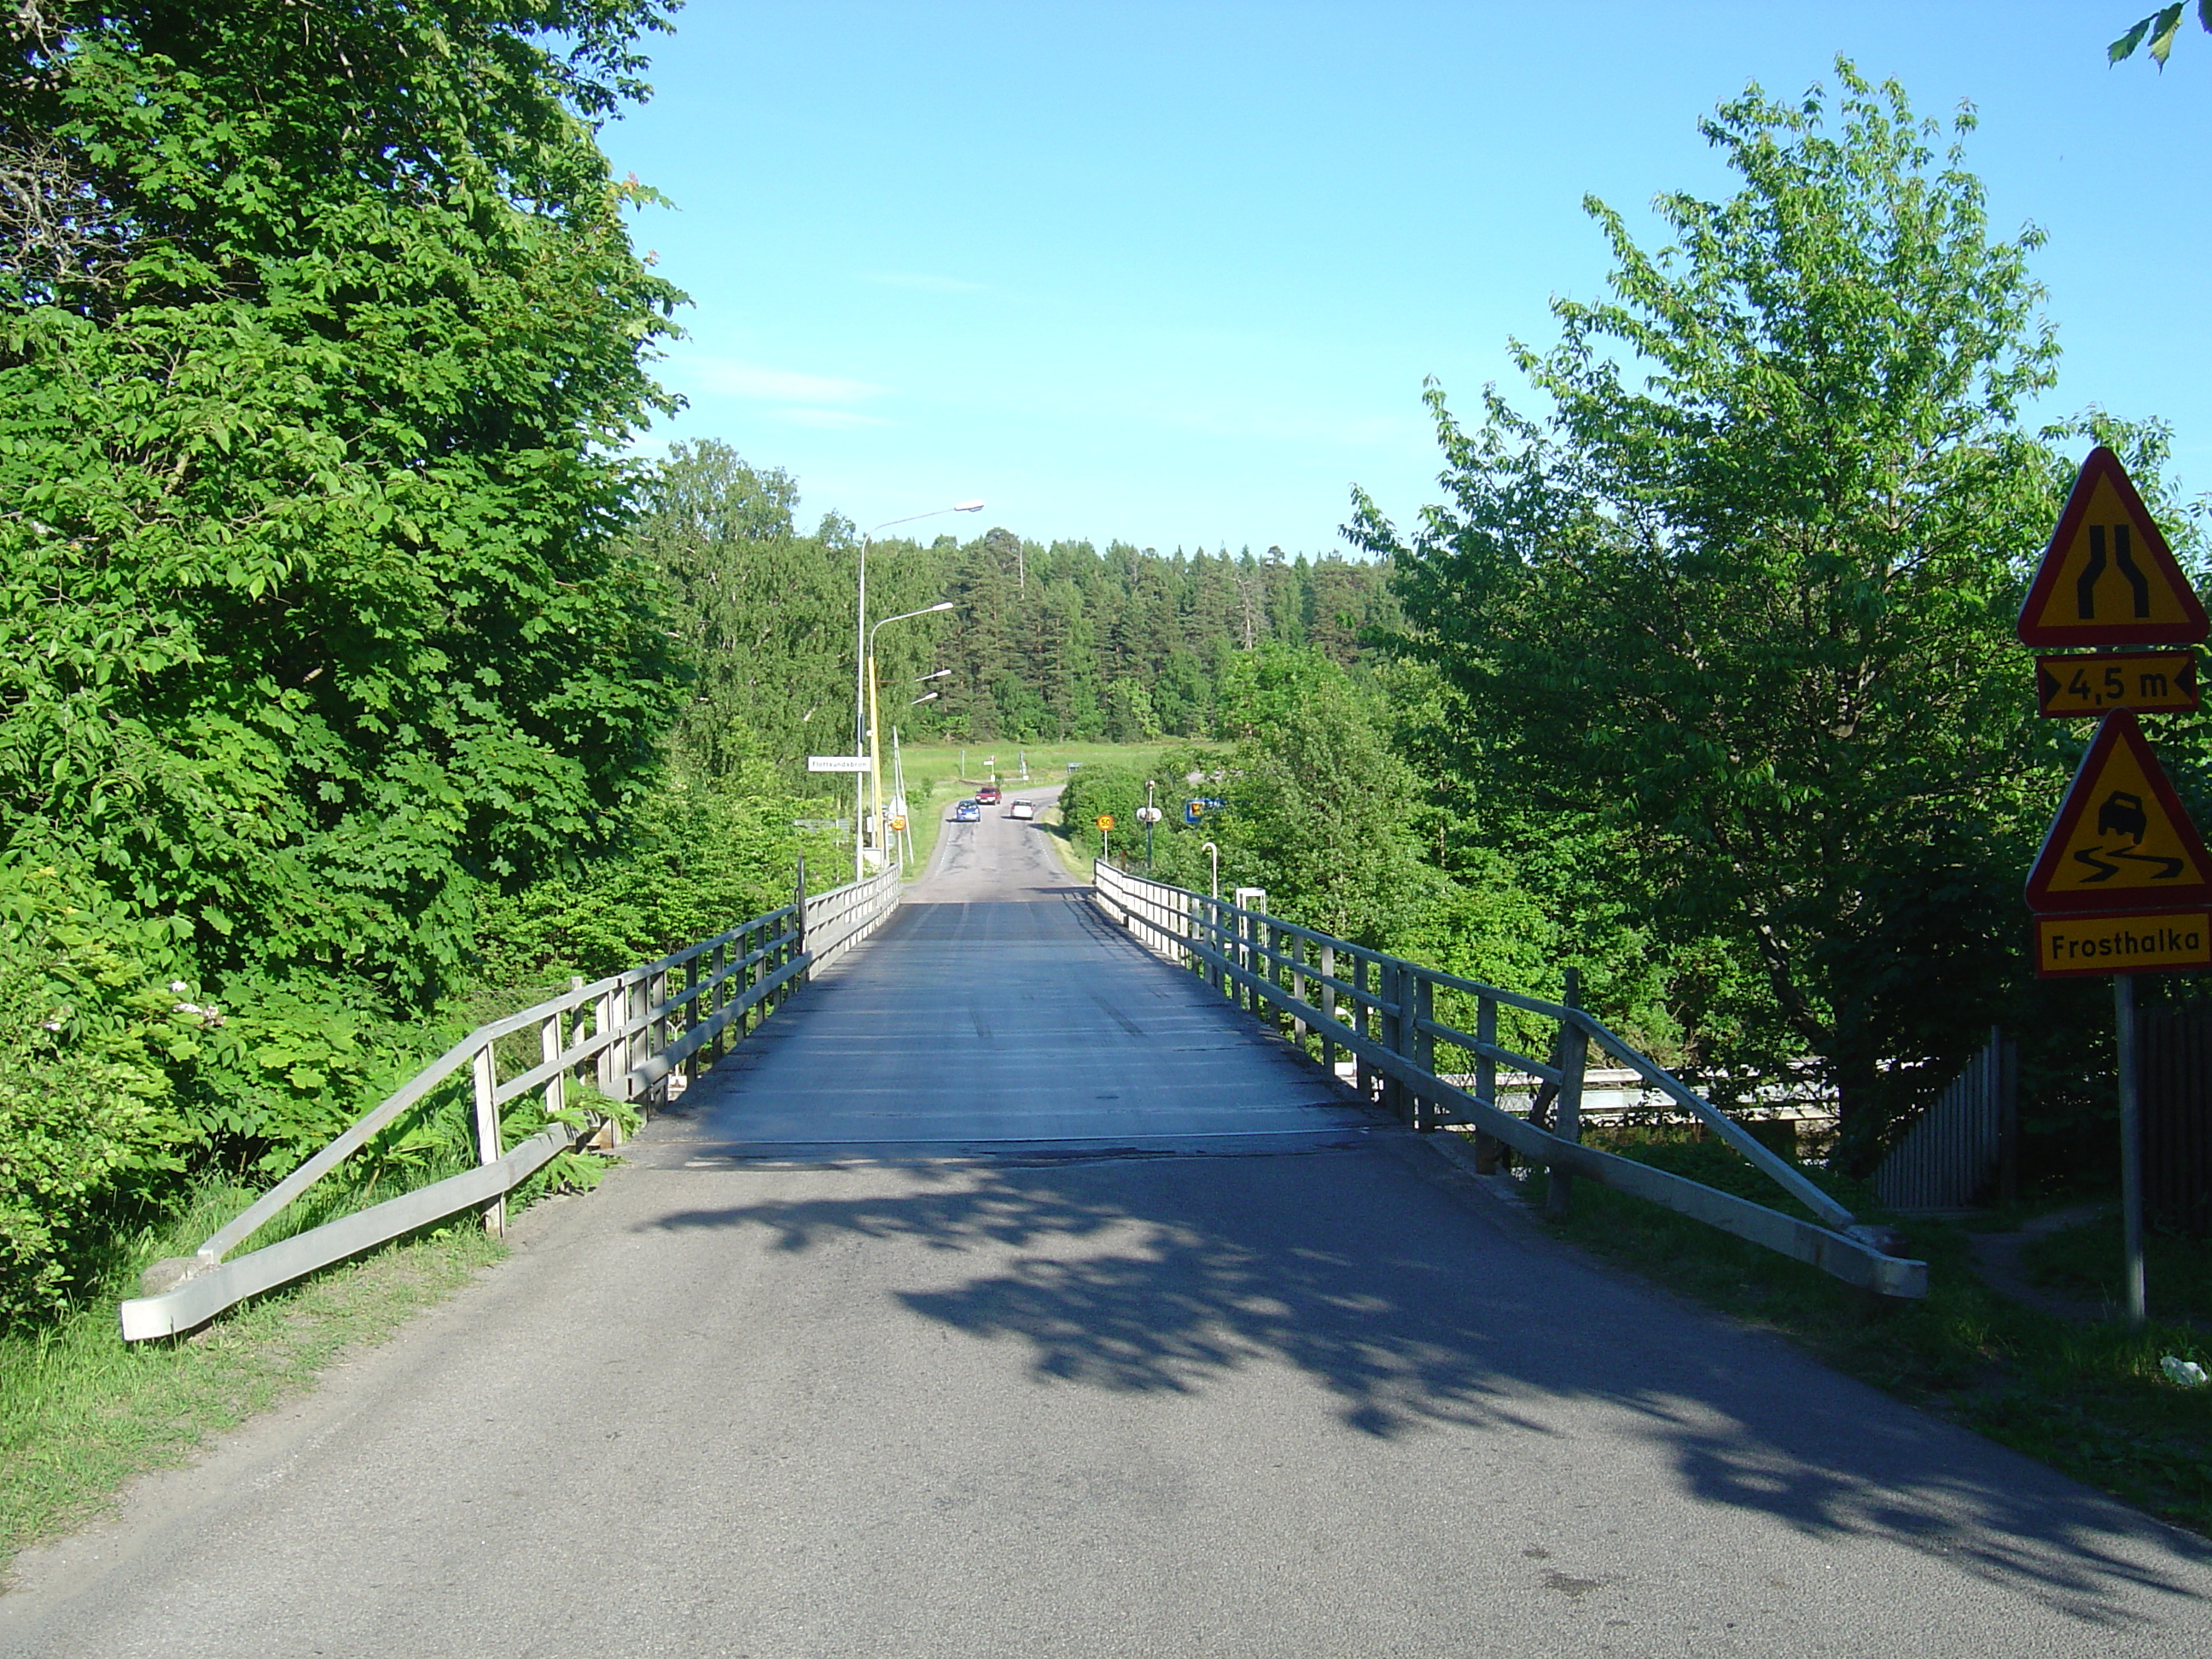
top-left (6, 790), bottom-right (2210, 1656)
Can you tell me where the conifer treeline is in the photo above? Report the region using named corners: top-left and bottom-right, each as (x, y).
top-left (631, 441), bottom-right (1395, 769)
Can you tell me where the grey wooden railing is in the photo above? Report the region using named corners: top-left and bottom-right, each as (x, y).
top-left (1092, 860), bottom-right (1924, 1299)
top-left (119, 864), bottom-right (904, 1342)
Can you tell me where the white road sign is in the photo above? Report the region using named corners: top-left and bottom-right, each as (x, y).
top-left (806, 755), bottom-right (871, 773)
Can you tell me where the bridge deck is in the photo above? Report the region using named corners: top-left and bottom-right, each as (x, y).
top-left (677, 887), bottom-right (1371, 1157)
top-left (6, 790), bottom-right (2209, 1656)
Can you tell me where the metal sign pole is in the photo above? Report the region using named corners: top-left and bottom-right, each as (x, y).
top-left (2116, 972), bottom-right (2146, 1329)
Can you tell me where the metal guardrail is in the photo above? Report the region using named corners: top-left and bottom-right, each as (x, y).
top-left (1093, 860), bottom-right (1925, 1299)
top-left (119, 864), bottom-right (905, 1341)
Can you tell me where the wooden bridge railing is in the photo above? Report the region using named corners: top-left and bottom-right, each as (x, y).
top-left (119, 863), bottom-right (904, 1341)
top-left (1092, 859), bottom-right (1924, 1300)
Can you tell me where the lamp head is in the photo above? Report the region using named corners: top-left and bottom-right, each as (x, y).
top-left (954, 500), bottom-right (985, 513)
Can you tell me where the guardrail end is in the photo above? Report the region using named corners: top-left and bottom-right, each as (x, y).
top-left (137, 1255), bottom-right (215, 1299)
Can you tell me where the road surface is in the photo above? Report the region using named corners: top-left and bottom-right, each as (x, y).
top-left (4, 785), bottom-right (2209, 1656)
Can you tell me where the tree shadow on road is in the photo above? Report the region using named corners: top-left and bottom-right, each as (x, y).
top-left (643, 1148), bottom-right (2211, 1627)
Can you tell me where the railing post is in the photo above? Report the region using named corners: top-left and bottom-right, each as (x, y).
top-left (471, 1042), bottom-right (505, 1237)
top-left (1412, 975), bottom-right (1436, 1132)
top-left (1545, 966), bottom-right (1589, 1221)
top-left (540, 1012), bottom-right (563, 1119)
top-left (1318, 942), bottom-right (1337, 1079)
top-left (1382, 961), bottom-right (1408, 1122)
top-left (1290, 933), bottom-right (1308, 1046)
top-left (1353, 955), bottom-right (1371, 1101)
top-left (596, 983), bottom-right (618, 1098)
top-left (1474, 994), bottom-right (1500, 1173)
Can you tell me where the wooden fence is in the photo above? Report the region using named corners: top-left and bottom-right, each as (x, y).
top-left (1091, 860), bottom-right (1924, 1298)
top-left (2143, 1003), bottom-right (2212, 1237)
top-left (119, 864), bottom-right (904, 1342)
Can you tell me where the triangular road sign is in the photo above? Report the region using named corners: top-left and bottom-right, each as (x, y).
top-left (2026, 707), bottom-right (2212, 912)
top-left (2019, 447), bottom-right (2207, 645)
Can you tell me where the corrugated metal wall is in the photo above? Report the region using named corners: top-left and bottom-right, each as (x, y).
top-left (1873, 1030), bottom-right (2017, 1211)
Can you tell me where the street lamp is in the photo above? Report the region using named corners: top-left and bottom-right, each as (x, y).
top-left (1200, 841), bottom-right (1220, 899)
top-left (866, 601), bottom-right (956, 877)
top-left (854, 501), bottom-right (982, 876)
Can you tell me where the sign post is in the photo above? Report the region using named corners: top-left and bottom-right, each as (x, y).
top-left (2019, 446), bottom-right (2212, 1330)
top-left (1096, 813), bottom-right (1114, 864)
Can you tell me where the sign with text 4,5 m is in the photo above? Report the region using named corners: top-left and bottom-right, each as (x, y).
top-left (2034, 649), bottom-right (2199, 718)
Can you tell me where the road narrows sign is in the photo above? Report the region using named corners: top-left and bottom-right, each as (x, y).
top-left (2017, 446), bottom-right (2208, 646)
top-left (2024, 707), bottom-right (2212, 912)
top-left (2034, 649), bottom-right (2199, 718)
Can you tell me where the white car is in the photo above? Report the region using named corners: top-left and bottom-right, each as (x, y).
top-left (1007, 800), bottom-right (1036, 821)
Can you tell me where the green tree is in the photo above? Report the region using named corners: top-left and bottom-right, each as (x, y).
top-left (0, 0), bottom-right (684, 1002)
top-left (1355, 63), bottom-right (2080, 1151)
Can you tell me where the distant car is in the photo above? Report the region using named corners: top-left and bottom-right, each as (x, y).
top-left (975, 784), bottom-right (1002, 805)
top-left (953, 800), bottom-right (981, 823)
top-left (1008, 800), bottom-right (1035, 821)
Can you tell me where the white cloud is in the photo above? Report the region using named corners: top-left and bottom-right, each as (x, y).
top-left (781, 407), bottom-right (894, 430)
top-left (683, 357), bottom-right (889, 405)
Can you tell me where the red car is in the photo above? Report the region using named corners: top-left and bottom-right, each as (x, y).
top-left (975, 784), bottom-right (1002, 805)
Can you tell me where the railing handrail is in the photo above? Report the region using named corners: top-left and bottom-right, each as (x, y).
top-left (1090, 859), bottom-right (1924, 1299)
top-left (119, 864), bottom-right (905, 1342)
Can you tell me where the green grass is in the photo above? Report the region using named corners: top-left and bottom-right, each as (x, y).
top-left (2023, 1210), bottom-right (2212, 1324)
top-left (1491, 1134), bottom-right (2212, 1534)
top-left (0, 1177), bottom-right (506, 1577)
top-left (894, 741), bottom-right (1193, 874)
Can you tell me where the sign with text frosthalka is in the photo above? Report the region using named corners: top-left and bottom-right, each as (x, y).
top-left (2017, 446), bottom-right (2209, 648)
top-left (2025, 707), bottom-right (2212, 977)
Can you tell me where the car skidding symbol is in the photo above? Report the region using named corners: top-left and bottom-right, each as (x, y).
top-left (2075, 789), bottom-right (2184, 882)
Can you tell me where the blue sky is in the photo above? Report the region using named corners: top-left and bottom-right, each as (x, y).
top-left (597, 2), bottom-right (2212, 557)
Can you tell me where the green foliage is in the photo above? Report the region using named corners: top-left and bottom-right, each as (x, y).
top-left (0, 1), bottom-right (685, 1004)
top-left (1359, 62), bottom-right (2122, 1151)
top-left (2110, 3), bottom-right (2211, 66)
top-left (0, 864), bottom-right (189, 1321)
top-left (471, 777), bottom-right (831, 988)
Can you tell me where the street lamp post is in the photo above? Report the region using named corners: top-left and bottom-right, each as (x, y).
top-left (867, 602), bottom-right (956, 877)
top-left (1200, 841), bottom-right (1220, 899)
top-left (854, 501), bottom-right (982, 877)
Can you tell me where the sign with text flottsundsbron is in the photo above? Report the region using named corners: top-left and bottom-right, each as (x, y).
top-left (2017, 447), bottom-right (2208, 647)
top-left (2034, 910), bottom-right (2212, 978)
top-left (2025, 707), bottom-right (2212, 913)
top-left (806, 754), bottom-right (871, 773)
top-left (2034, 650), bottom-right (2199, 718)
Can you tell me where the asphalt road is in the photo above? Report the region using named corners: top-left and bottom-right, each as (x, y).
top-left (6, 788), bottom-right (2210, 1656)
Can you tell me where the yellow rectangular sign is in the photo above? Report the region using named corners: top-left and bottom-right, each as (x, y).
top-left (2034, 650), bottom-right (2198, 717)
top-left (2034, 910), bottom-right (2212, 978)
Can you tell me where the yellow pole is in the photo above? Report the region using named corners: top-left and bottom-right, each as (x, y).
top-left (866, 652), bottom-right (886, 870)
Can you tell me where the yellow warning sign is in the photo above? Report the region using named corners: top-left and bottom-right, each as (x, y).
top-left (1095, 814), bottom-right (1114, 831)
top-left (2026, 707), bottom-right (2212, 912)
top-left (2018, 447), bottom-right (2208, 646)
top-left (2034, 910), bottom-right (2212, 978)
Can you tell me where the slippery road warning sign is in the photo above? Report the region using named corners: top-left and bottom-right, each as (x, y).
top-left (2025, 707), bottom-right (2212, 913)
top-left (2017, 447), bottom-right (2207, 646)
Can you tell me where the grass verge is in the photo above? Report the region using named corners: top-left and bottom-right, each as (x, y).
top-left (0, 1177), bottom-right (506, 1579)
top-left (1487, 1134), bottom-right (2212, 1534)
